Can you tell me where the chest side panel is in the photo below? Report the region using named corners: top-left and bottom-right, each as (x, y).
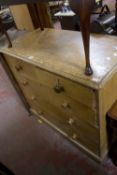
top-left (98, 72), bottom-right (117, 158)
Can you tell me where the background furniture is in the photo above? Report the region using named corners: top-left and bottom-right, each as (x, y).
top-left (0, 162), bottom-right (15, 175)
top-left (107, 101), bottom-right (117, 165)
top-left (0, 16), bottom-right (12, 47)
top-left (54, 11), bottom-right (80, 31)
top-left (10, 3), bottom-right (53, 31)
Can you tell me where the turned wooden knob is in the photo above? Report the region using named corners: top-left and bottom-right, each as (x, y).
top-left (72, 133), bottom-right (77, 140)
top-left (62, 102), bottom-right (70, 109)
top-left (15, 64), bottom-right (22, 71)
top-left (69, 0), bottom-right (94, 76)
top-left (22, 80), bottom-right (28, 86)
top-left (68, 118), bottom-right (74, 125)
top-left (38, 119), bottom-right (43, 124)
top-left (31, 95), bottom-right (36, 101)
top-left (38, 110), bottom-right (43, 115)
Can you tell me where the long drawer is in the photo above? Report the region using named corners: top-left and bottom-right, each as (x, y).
top-left (5, 55), bottom-right (97, 110)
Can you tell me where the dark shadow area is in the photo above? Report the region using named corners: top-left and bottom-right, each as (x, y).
top-left (0, 163), bottom-right (15, 175)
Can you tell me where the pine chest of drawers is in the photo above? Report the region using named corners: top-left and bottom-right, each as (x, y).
top-left (1, 29), bottom-right (117, 162)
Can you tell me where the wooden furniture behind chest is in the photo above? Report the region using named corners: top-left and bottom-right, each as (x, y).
top-left (10, 2), bottom-right (53, 31)
top-left (1, 29), bottom-right (117, 162)
top-left (0, 14), bottom-right (12, 47)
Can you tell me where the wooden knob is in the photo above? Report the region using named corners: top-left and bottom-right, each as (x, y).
top-left (22, 80), bottom-right (28, 86)
top-left (62, 102), bottom-right (70, 109)
top-left (72, 133), bottom-right (77, 140)
top-left (15, 65), bottom-right (22, 71)
top-left (68, 118), bottom-right (74, 125)
top-left (31, 95), bottom-right (36, 101)
top-left (38, 119), bottom-right (43, 124)
top-left (38, 110), bottom-right (43, 115)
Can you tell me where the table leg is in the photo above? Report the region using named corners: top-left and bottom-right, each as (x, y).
top-left (0, 17), bottom-right (12, 47)
top-left (69, 0), bottom-right (95, 75)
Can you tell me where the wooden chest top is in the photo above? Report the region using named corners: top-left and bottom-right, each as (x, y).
top-left (1, 28), bottom-right (117, 89)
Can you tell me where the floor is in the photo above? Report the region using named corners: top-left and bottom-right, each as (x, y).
top-left (0, 27), bottom-right (117, 175)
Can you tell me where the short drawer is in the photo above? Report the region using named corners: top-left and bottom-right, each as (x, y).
top-left (5, 55), bottom-right (37, 79)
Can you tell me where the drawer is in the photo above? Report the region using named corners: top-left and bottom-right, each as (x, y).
top-left (36, 99), bottom-right (99, 145)
top-left (68, 124), bottom-right (99, 155)
top-left (5, 55), bottom-right (97, 109)
top-left (34, 68), bottom-right (97, 110)
top-left (5, 55), bottom-right (37, 79)
top-left (17, 76), bottom-right (98, 126)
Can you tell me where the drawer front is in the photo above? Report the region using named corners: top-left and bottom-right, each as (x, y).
top-left (5, 55), bottom-right (36, 79)
top-left (5, 55), bottom-right (97, 110)
top-left (34, 68), bottom-right (97, 110)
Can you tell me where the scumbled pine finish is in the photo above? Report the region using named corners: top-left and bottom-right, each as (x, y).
top-left (1, 29), bottom-right (117, 161)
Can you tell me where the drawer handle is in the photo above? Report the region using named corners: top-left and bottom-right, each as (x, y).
top-left (54, 80), bottom-right (64, 94)
top-left (38, 110), bottom-right (43, 115)
top-left (15, 65), bottom-right (22, 71)
top-left (22, 80), bottom-right (28, 86)
top-left (72, 133), bottom-right (77, 140)
top-left (62, 102), bottom-right (70, 109)
top-left (38, 119), bottom-right (43, 124)
top-left (68, 118), bottom-right (74, 125)
top-left (31, 95), bottom-right (36, 101)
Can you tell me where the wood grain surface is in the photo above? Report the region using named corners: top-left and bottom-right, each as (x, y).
top-left (1, 29), bottom-right (117, 89)
top-left (1, 28), bottom-right (117, 161)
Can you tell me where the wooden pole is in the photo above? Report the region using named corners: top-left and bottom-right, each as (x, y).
top-left (10, 2), bottom-right (53, 31)
top-left (0, 17), bottom-right (12, 47)
top-left (69, 0), bottom-right (94, 76)
top-left (35, 2), bottom-right (53, 28)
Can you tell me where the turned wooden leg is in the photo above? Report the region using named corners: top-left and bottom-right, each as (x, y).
top-left (69, 0), bottom-right (94, 76)
top-left (80, 19), bottom-right (93, 75)
top-left (4, 30), bottom-right (12, 48)
top-left (34, 4), bottom-right (44, 31)
top-left (28, 3), bottom-right (44, 31)
top-left (0, 17), bottom-right (12, 48)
